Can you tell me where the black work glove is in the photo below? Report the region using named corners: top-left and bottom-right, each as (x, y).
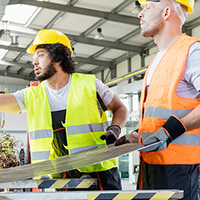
top-left (140, 115), bottom-right (187, 152)
top-left (100, 125), bottom-right (121, 145)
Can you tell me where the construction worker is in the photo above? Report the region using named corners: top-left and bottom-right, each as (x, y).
top-left (0, 29), bottom-right (128, 190)
top-left (115, 0), bottom-right (200, 199)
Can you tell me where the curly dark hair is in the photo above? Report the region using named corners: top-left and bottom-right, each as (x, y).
top-left (35, 43), bottom-right (76, 73)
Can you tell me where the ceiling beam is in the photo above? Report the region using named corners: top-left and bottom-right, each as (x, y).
top-left (0, 70), bottom-right (34, 80)
top-left (0, 44), bottom-right (113, 67)
top-left (74, 56), bottom-right (112, 67)
top-left (112, 0), bottom-right (135, 13)
top-left (3, 24), bottom-right (142, 53)
top-left (8, 0), bottom-right (140, 26)
top-left (0, 23), bottom-right (38, 36)
top-left (0, 31), bottom-right (142, 55)
top-left (0, 60), bottom-right (33, 69)
top-left (184, 16), bottom-right (200, 31)
top-left (0, 45), bottom-right (27, 53)
top-left (90, 66), bottom-right (108, 74)
top-left (67, 34), bottom-right (143, 53)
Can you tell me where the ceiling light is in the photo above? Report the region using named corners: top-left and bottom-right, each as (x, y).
top-left (10, 34), bottom-right (18, 47)
top-left (71, 47), bottom-right (76, 57)
top-left (132, 1), bottom-right (142, 16)
top-left (95, 28), bottom-right (104, 40)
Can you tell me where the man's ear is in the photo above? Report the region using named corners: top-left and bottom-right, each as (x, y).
top-left (163, 7), bottom-right (172, 20)
top-left (54, 60), bottom-right (62, 70)
top-left (55, 60), bottom-right (62, 66)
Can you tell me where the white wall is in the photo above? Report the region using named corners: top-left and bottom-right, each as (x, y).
top-left (0, 112), bottom-right (27, 149)
top-left (95, 72), bottom-right (101, 80)
top-left (0, 76), bottom-right (29, 86)
top-left (131, 54), bottom-right (141, 71)
top-left (117, 60), bottom-right (128, 86)
top-left (103, 68), bottom-right (111, 82)
top-left (192, 26), bottom-right (200, 39)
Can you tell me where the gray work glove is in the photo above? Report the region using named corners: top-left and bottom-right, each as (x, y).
top-left (115, 130), bottom-right (139, 146)
top-left (100, 125), bottom-right (121, 145)
top-left (140, 115), bottom-right (187, 152)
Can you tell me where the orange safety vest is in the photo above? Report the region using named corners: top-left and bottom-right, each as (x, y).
top-left (139, 33), bottom-right (200, 165)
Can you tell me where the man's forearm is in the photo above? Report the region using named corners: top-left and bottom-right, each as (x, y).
top-left (0, 94), bottom-right (21, 113)
top-left (181, 105), bottom-right (200, 131)
top-left (111, 106), bottom-right (128, 128)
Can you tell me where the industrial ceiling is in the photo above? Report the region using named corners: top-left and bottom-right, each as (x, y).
top-left (0, 0), bottom-right (200, 84)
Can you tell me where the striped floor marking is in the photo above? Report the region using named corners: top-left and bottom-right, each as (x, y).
top-left (87, 192), bottom-right (182, 200)
top-left (76, 179), bottom-right (95, 189)
top-left (36, 179), bottom-right (96, 189)
top-left (113, 193), bottom-right (138, 199)
top-left (50, 179), bottom-right (71, 188)
top-left (150, 192), bottom-right (175, 199)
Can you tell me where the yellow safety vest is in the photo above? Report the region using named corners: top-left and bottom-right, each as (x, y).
top-left (25, 73), bottom-right (116, 174)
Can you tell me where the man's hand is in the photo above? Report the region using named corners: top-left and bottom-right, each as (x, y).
top-left (115, 131), bottom-right (139, 146)
top-left (141, 115), bottom-right (187, 152)
top-left (100, 125), bottom-right (121, 145)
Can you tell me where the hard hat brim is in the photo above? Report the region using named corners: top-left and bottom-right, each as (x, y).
top-left (26, 44), bottom-right (38, 55)
top-left (138, 0), bottom-right (194, 14)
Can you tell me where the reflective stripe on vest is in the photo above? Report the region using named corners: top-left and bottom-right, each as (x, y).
top-left (29, 129), bottom-right (52, 140)
top-left (139, 34), bottom-right (200, 165)
top-left (31, 151), bottom-right (50, 161)
top-left (29, 129), bottom-right (53, 162)
top-left (143, 107), bottom-right (192, 119)
top-left (142, 132), bottom-right (200, 145)
top-left (67, 122), bottom-right (108, 135)
top-left (29, 122), bottom-right (108, 139)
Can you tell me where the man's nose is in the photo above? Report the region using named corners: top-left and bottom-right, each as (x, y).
top-left (32, 57), bottom-right (39, 66)
top-left (138, 10), bottom-right (143, 19)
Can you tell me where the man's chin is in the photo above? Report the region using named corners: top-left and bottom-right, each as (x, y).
top-left (35, 75), bottom-right (44, 81)
top-left (141, 32), bottom-right (149, 37)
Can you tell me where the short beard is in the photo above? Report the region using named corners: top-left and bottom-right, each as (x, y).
top-left (141, 10), bottom-right (164, 38)
top-left (36, 62), bottom-right (57, 81)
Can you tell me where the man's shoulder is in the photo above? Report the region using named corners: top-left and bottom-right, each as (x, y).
top-left (72, 73), bottom-right (95, 78)
top-left (189, 41), bottom-right (200, 51)
top-left (24, 82), bottom-right (45, 98)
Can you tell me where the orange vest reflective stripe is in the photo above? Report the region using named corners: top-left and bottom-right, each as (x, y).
top-left (139, 34), bottom-right (200, 165)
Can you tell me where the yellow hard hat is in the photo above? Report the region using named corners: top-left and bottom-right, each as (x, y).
top-left (138, 0), bottom-right (194, 14)
top-left (26, 29), bottom-right (73, 55)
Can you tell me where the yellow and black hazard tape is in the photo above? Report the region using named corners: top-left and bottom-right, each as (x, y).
top-left (87, 191), bottom-right (183, 200)
top-left (36, 178), bottom-right (97, 189)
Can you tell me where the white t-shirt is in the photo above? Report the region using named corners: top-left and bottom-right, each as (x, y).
top-left (13, 74), bottom-right (114, 113)
top-left (147, 42), bottom-right (200, 98)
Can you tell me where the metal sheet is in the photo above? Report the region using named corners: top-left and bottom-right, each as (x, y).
top-left (0, 142), bottom-right (161, 183)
